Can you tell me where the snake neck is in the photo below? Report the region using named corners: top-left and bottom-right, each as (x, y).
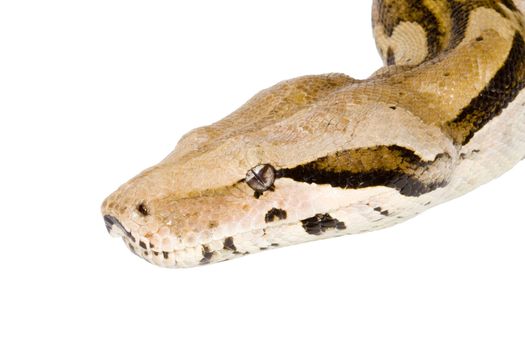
top-left (372, 0), bottom-right (525, 66)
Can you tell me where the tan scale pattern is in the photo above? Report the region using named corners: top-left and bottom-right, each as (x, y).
top-left (102, 1), bottom-right (525, 268)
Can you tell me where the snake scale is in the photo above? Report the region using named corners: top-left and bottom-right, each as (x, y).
top-left (102, 0), bottom-right (525, 268)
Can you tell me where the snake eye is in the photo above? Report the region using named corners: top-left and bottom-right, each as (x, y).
top-left (246, 164), bottom-right (276, 194)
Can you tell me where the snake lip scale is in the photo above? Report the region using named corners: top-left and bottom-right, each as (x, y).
top-left (102, 0), bottom-right (525, 268)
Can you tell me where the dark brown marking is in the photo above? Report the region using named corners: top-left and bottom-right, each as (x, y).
top-left (386, 47), bottom-right (396, 65)
top-left (200, 245), bottom-right (214, 264)
top-left (223, 237), bottom-right (237, 251)
top-left (139, 241), bottom-right (147, 250)
top-left (163, 251), bottom-right (170, 259)
top-left (265, 208), bottom-right (288, 223)
top-left (278, 146), bottom-right (449, 197)
top-left (374, 207), bottom-right (390, 216)
top-left (126, 231), bottom-right (136, 243)
top-left (301, 213), bottom-right (347, 236)
top-left (375, 0), bottom-right (446, 61)
top-left (501, 0), bottom-right (519, 12)
top-left (447, 33), bottom-right (525, 144)
top-left (447, 0), bottom-right (516, 49)
top-left (208, 221), bottom-right (219, 229)
top-left (376, 0), bottom-right (518, 64)
top-left (447, 0), bottom-right (471, 49)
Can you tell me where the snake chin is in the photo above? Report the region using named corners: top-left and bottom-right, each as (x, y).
top-left (118, 229), bottom-right (280, 269)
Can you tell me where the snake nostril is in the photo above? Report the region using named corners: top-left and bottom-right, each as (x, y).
top-left (104, 215), bottom-right (128, 238)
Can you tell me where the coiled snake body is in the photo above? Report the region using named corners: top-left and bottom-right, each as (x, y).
top-left (103, 0), bottom-right (525, 268)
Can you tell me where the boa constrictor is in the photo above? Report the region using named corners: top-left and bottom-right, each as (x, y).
top-left (102, 0), bottom-right (525, 268)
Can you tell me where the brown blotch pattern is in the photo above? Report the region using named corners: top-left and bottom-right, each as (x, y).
top-left (264, 208), bottom-right (288, 223)
top-left (374, 0), bottom-right (447, 60)
top-left (279, 145), bottom-right (450, 197)
top-left (200, 245), bottom-right (214, 264)
top-left (301, 214), bottom-right (347, 235)
top-left (446, 32), bottom-right (525, 144)
top-left (374, 0), bottom-right (522, 62)
top-left (223, 237), bottom-right (237, 251)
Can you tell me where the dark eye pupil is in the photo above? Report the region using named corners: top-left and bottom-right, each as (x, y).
top-left (246, 164), bottom-right (276, 193)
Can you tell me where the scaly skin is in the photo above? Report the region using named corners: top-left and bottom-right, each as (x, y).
top-left (102, 1), bottom-right (525, 268)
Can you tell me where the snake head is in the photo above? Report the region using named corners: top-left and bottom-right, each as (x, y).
top-left (101, 72), bottom-right (454, 268)
top-left (101, 74), bottom-right (371, 268)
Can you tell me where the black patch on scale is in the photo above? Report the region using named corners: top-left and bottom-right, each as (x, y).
top-left (223, 237), bottom-right (237, 252)
top-left (447, 33), bottom-right (525, 144)
top-left (264, 208), bottom-right (288, 223)
top-left (125, 231), bottom-right (136, 243)
top-left (447, 1), bottom-right (515, 49)
top-left (386, 47), bottom-right (396, 65)
top-left (200, 245), bottom-right (214, 264)
top-left (376, 0), bottom-right (445, 60)
top-left (374, 207), bottom-right (390, 216)
top-left (446, 0), bottom-right (471, 49)
top-left (501, 0), bottom-right (519, 12)
top-left (301, 213), bottom-right (347, 236)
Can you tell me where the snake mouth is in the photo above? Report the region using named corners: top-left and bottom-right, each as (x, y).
top-left (120, 234), bottom-right (258, 269)
top-left (104, 214), bottom-right (247, 268)
top-left (104, 211), bottom-right (356, 268)
top-left (121, 236), bottom-right (181, 268)
top-left (104, 215), bottom-right (139, 242)
top-left (103, 215), bottom-right (178, 267)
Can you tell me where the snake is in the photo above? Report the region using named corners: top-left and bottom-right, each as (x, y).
top-left (102, 0), bottom-right (525, 268)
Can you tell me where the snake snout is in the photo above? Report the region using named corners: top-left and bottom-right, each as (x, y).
top-left (104, 215), bottom-right (129, 238)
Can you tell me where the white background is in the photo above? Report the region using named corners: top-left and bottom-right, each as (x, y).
top-left (1, 1), bottom-right (524, 349)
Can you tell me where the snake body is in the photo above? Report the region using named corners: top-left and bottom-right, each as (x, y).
top-left (102, 0), bottom-right (525, 268)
